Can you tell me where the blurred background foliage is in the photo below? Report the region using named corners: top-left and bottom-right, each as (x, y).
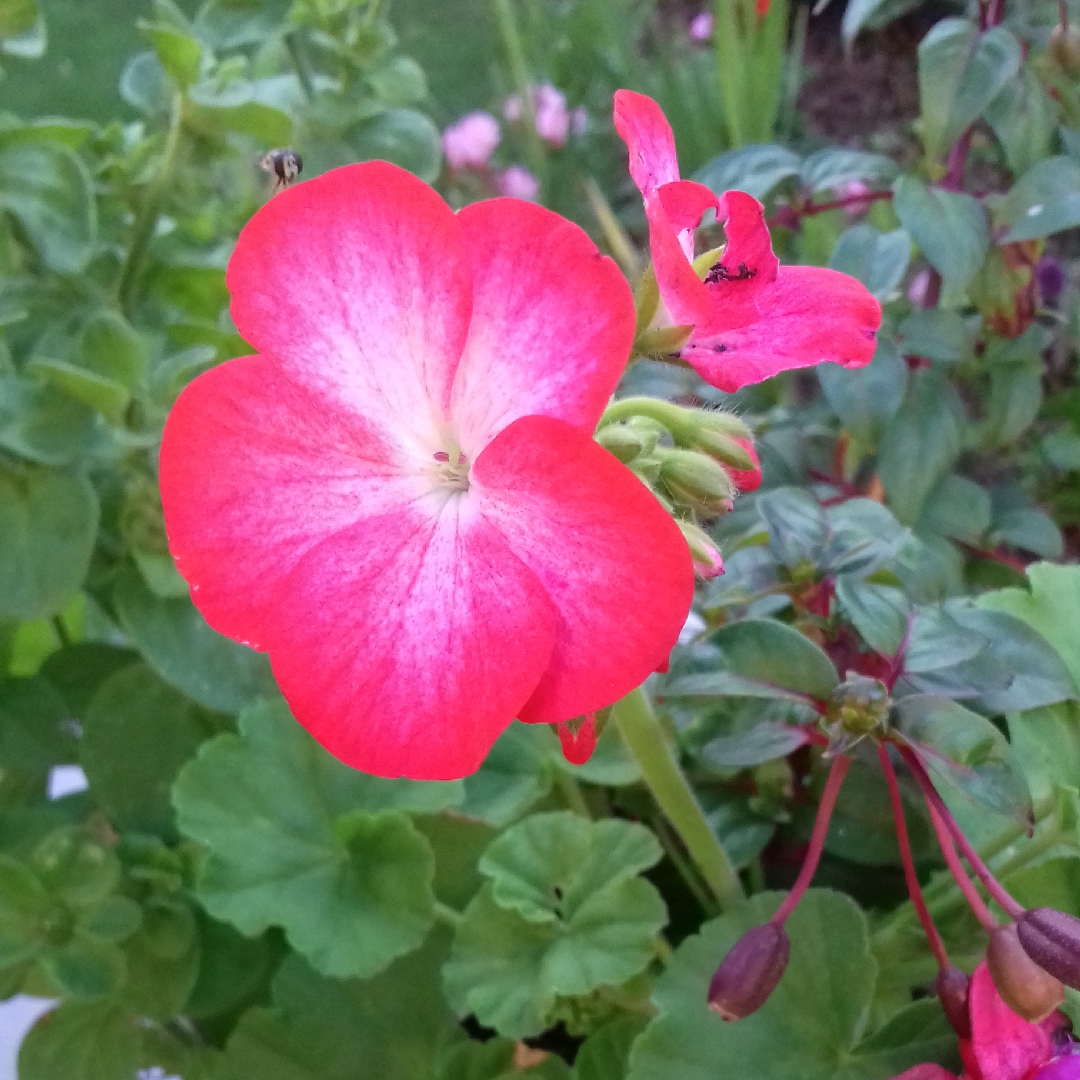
top-left (1, 0), bottom-right (1080, 1077)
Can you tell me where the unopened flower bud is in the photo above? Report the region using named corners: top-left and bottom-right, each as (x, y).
top-left (1050, 23), bottom-right (1080, 76)
top-left (635, 323), bottom-right (694, 359)
top-left (936, 965), bottom-right (972, 1039)
top-left (678, 521), bottom-right (724, 578)
top-left (658, 450), bottom-right (736, 516)
top-left (726, 437), bottom-right (762, 493)
top-left (596, 424), bottom-right (646, 463)
top-left (708, 923), bottom-right (790, 1021)
top-left (987, 923), bottom-right (1065, 1022)
top-left (624, 417), bottom-right (663, 457)
top-left (1017, 909), bottom-right (1080, 992)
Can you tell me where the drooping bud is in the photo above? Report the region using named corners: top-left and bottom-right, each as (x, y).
top-left (935, 964), bottom-right (972, 1039)
top-left (1017, 908), bottom-right (1080, 992)
top-left (726, 437), bottom-right (762, 493)
top-left (707, 923), bottom-right (790, 1021)
top-left (595, 423), bottom-right (647, 464)
top-left (657, 449), bottom-right (736, 517)
top-left (623, 416), bottom-right (664, 456)
top-left (1050, 22), bottom-right (1080, 76)
top-left (986, 924), bottom-right (1065, 1022)
top-left (678, 521), bottom-right (724, 579)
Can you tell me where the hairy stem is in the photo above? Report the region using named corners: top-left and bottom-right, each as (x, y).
top-left (613, 688), bottom-right (744, 911)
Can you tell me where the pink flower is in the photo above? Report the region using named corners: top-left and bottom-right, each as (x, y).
top-left (571, 106), bottom-right (588, 137)
top-left (689, 11), bottom-right (714, 40)
top-left (504, 84), bottom-right (573, 148)
top-left (908, 268), bottom-right (934, 308)
top-left (159, 162), bottom-right (693, 780)
top-left (441, 110), bottom-right (501, 171)
top-left (894, 964), bottom-right (1079, 1080)
top-left (613, 90), bottom-right (881, 392)
top-left (496, 164), bottom-right (541, 201)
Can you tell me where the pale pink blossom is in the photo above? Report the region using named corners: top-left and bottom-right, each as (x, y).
top-left (497, 165), bottom-right (541, 201)
top-left (571, 106), bottom-right (588, 137)
top-left (908, 268), bottom-right (933, 308)
top-left (503, 84), bottom-right (573, 148)
top-left (442, 111), bottom-right (501, 171)
top-left (690, 11), bottom-right (714, 40)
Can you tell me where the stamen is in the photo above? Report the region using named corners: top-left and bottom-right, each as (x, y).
top-left (878, 744), bottom-right (950, 969)
top-left (770, 755), bottom-right (851, 926)
top-left (433, 451), bottom-right (450, 462)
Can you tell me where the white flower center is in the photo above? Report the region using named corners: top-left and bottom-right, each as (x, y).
top-left (431, 448), bottom-right (470, 493)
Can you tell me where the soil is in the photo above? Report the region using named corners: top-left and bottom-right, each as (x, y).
top-left (796, 1), bottom-right (952, 144)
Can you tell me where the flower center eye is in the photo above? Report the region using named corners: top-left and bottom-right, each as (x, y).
top-left (431, 449), bottom-right (470, 492)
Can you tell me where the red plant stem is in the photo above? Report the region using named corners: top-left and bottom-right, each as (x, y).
top-left (924, 798), bottom-right (999, 932)
top-left (884, 614), bottom-right (913, 692)
top-left (1059, 0), bottom-right (1070, 30)
top-left (899, 746), bottom-right (1026, 920)
top-left (941, 129), bottom-right (973, 192)
top-left (767, 190), bottom-right (892, 229)
top-left (771, 755), bottom-right (851, 925)
top-left (878, 745), bottom-right (950, 969)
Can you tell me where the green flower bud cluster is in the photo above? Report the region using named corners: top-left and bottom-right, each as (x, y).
top-left (823, 675), bottom-right (891, 755)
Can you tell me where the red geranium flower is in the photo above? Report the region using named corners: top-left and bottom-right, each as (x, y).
top-left (895, 964), bottom-right (1080, 1080)
top-left (613, 90), bottom-right (882, 392)
top-left (159, 161), bottom-right (694, 781)
top-left (727, 436), bottom-right (762, 492)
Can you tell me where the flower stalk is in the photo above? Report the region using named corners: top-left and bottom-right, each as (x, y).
top-left (612, 688), bottom-right (744, 911)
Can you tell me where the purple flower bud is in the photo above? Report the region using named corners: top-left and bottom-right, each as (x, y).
top-left (1036, 257), bottom-right (1067, 305)
top-left (707, 923), bottom-right (790, 1021)
top-left (987, 924), bottom-right (1065, 1022)
top-left (690, 11), bottom-right (714, 40)
top-left (496, 166), bottom-right (541, 202)
top-left (936, 965), bottom-right (972, 1039)
top-left (1018, 909), bottom-right (1080, 992)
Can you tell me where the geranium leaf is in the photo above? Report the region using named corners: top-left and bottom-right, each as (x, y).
top-left (80, 663), bottom-right (208, 836)
top-left (113, 564), bottom-right (277, 713)
top-left (18, 1002), bottom-right (142, 1080)
top-left (478, 811), bottom-right (663, 925)
top-left (173, 699), bottom-right (458, 979)
top-left (702, 723), bottom-right (813, 768)
top-left (0, 465), bottom-right (98, 621)
top-left (895, 694), bottom-right (1034, 825)
top-left (444, 878), bottom-right (666, 1039)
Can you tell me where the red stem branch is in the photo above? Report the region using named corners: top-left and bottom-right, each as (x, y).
top-left (878, 745), bottom-right (950, 968)
top-left (767, 190), bottom-right (892, 229)
top-left (924, 798), bottom-right (1000, 932)
top-left (771, 755), bottom-right (851, 925)
top-left (899, 746), bottom-right (1026, 920)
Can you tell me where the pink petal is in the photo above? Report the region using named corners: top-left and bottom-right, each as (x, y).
top-left (472, 414), bottom-right (694, 722)
top-left (159, 356), bottom-right (423, 647)
top-left (728, 437), bottom-right (763, 492)
top-left (557, 713), bottom-right (597, 765)
top-left (450, 198), bottom-right (635, 452)
top-left (226, 161), bottom-right (473, 450)
top-left (970, 962), bottom-right (1054, 1080)
top-left (682, 266), bottom-right (881, 392)
top-left (890, 1068), bottom-right (958, 1080)
top-left (263, 499), bottom-right (558, 780)
top-left (1037, 1056), bottom-right (1080, 1080)
top-left (613, 89), bottom-right (682, 200)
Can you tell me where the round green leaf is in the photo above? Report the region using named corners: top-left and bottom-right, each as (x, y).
top-left (0, 141), bottom-right (97, 274)
top-left (40, 934), bottom-right (126, 999)
top-left (0, 376), bottom-right (102, 466)
top-left (828, 225), bottom-right (910, 301)
top-left (346, 107), bottom-right (442, 182)
top-left (817, 339), bottom-right (907, 444)
top-left (81, 663), bottom-right (208, 836)
top-left (479, 812), bottom-right (663, 925)
top-left (173, 700), bottom-right (450, 978)
top-left (0, 855), bottom-right (49, 966)
top-left (113, 564), bottom-right (277, 713)
top-left (444, 876), bottom-right (666, 1038)
top-left (665, 619), bottom-right (839, 703)
top-left (17, 1002), bottom-right (141, 1080)
top-left (895, 694), bottom-right (1034, 825)
top-left (0, 466), bottom-right (98, 621)
top-left (24, 359), bottom-right (131, 424)
top-left (627, 890), bottom-right (950, 1080)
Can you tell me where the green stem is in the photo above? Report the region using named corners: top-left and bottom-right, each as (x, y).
top-left (653, 812), bottom-right (719, 915)
top-left (51, 615), bottom-right (72, 650)
top-left (613, 688), bottom-right (744, 911)
top-left (553, 768), bottom-right (592, 818)
top-left (117, 92), bottom-right (185, 317)
top-left (284, 30), bottom-right (317, 101)
top-left (490, 0), bottom-right (547, 187)
top-left (432, 900), bottom-right (464, 928)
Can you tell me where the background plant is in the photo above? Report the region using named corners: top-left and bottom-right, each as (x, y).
top-left (0, 0), bottom-right (1079, 1077)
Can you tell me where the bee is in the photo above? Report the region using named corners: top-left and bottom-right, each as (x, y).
top-left (259, 149), bottom-right (303, 194)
